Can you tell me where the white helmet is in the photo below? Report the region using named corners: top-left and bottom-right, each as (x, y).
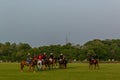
top-left (50, 53), bottom-right (53, 55)
top-left (28, 53), bottom-right (30, 55)
top-left (60, 53), bottom-right (63, 55)
top-left (44, 52), bottom-right (46, 55)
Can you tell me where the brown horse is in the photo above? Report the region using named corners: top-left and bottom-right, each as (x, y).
top-left (89, 59), bottom-right (99, 70)
top-left (20, 57), bottom-right (38, 72)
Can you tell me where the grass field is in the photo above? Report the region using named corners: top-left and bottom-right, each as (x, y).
top-left (0, 63), bottom-right (120, 80)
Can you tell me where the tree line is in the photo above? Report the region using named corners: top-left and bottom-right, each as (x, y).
top-left (0, 39), bottom-right (120, 62)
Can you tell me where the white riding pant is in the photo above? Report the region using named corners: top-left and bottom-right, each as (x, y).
top-left (37, 60), bottom-right (42, 69)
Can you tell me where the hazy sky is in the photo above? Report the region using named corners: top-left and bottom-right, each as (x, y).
top-left (0, 0), bottom-right (120, 47)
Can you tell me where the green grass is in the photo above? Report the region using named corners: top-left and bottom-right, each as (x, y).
top-left (0, 63), bottom-right (120, 80)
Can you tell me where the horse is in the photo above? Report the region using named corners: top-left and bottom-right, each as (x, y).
top-left (44, 57), bottom-right (58, 70)
top-left (58, 58), bottom-right (67, 69)
top-left (89, 59), bottom-right (99, 70)
top-left (20, 57), bottom-right (38, 72)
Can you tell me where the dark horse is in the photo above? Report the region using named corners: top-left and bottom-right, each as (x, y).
top-left (20, 57), bottom-right (38, 72)
top-left (58, 58), bottom-right (67, 69)
top-left (89, 58), bottom-right (99, 70)
top-left (44, 57), bottom-right (58, 70)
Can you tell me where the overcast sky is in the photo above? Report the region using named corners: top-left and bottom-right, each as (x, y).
top-left (0, 0), bottom-right (120, 47)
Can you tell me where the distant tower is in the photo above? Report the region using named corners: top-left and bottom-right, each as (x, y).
top-left (66, 34), bottom-right (68, 44)
top-left (66, 32), bottom-right (70, 44)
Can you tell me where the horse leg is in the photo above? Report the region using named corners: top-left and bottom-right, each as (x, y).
top-left (59, 63), bottom-right (63, 69)
top-left (45, 64), bottom-right (48, 69)
top-left (94, 63), bottom-right (96, 69)
top-left (89, 63), bottom-right (92, 70)
top-left (52, 61), bottom-right (55, 69)
top-left (89, 63), bottom-right (93, 70)
top-left (53, 60), bottom-right (57, 69)
top-left (52, 62), bottom-right (55, 69)
top-left (20, 63), bottom-right (24, 72)
top-left (55, 61), bottom-right (57, 67)
top-left (48, 64), bottom-right (50, 70)
top-left (59, 64), bottom-right (61, 68)
top-left (64, 63), bottom-right (66, 69)
top-left (28, 65), bottom-right (32, 71)
top-left (51, 64), bottom-right (53, 69)
top-left (89, 63), bottom-right (90, 69)
top-left (54, 61), bottom-right (58, 68)
top-left (59, 63), bottom-right (61, 69)
top-left (42, 64), bottom-right (46, 70)
top-left (32, 66), bottom-right (36, 73)
top-left (96, 63), bottom-right (99, 69)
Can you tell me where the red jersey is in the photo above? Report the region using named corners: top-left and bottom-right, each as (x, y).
top-left (37, 55), bottom-right (43, 60)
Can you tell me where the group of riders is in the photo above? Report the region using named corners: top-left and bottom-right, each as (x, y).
top-left (26, 52), bottom-right (67, 70)
top-left (26, 52), bottom-right (98, 65)
top-left (27, 52), bottom-right (65, 63)
top-left (22, 52), bottom-right (99, 71)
